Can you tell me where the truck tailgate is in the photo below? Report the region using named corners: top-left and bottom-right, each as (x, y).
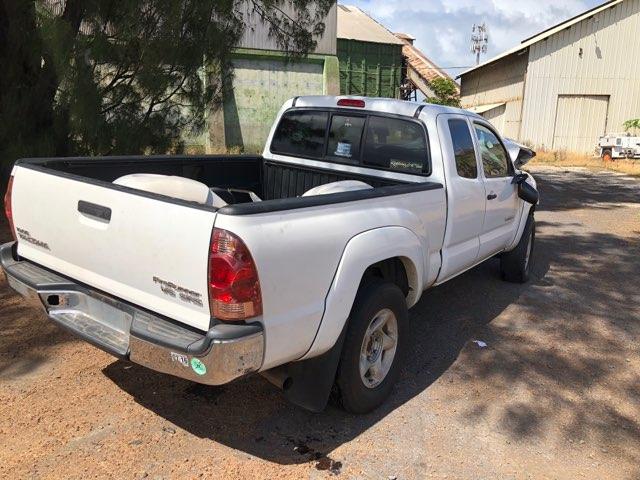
top-left (10, 165), bottom-right (216, 331)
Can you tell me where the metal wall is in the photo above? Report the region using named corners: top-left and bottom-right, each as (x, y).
top-left (552, 95), bottom-right (610, 152)
top-left (460, 52), bottom-right (529, 138)
top-left (520, 0), bottom-right (640, 152)
top-left (337, 39), bottom-right (403, 98)
top-left (237, 1), bottom-right (337, 56)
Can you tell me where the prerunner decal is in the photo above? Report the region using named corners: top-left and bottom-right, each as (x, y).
top-left (152, 276), bottom-right (203, 307)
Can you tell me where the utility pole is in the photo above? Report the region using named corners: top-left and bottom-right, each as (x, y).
top-left (470, 23), bottom-right (489, 65)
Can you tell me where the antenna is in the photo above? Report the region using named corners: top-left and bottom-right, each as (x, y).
top-left (470, 23), bottom-right (489, 65)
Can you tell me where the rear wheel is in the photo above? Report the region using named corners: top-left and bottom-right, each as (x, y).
top-left (336, 280), bottom-right (408, 414)
top-left (501, 214), bottom-right (535, 283)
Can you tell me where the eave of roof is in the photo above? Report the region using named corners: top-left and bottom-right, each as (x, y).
top-left (458, 0), bottom-right (622, 78)
top-left (337, 5), bottom-right (405, 45)
top-left (466, 102), bottom-right (506, 114)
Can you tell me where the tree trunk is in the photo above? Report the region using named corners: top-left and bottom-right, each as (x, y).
top-left (38, 0), bottom-right (86, 155)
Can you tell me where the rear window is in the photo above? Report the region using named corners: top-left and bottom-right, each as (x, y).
top-left (270, 109), bottom-right (430, 175)
top-left (362, 116), bottom-right (428, 174)
top-left (270, 111), bottom-right (329, 158)
top-left (326, 115), bottom-right (366, 163)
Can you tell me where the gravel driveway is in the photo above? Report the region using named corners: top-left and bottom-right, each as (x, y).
top-left (1, 165), bottom-right (638, 479)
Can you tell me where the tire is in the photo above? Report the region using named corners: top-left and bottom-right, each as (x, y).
top-left (336, 280), bottom-right (408, 414)
top-left (501, 213), bottom-right (535, 283)
top-left (602, 149), bottom-right (613, 163)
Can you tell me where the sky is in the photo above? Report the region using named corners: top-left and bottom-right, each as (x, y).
top-left (346, 0), bottom-right (604, 75)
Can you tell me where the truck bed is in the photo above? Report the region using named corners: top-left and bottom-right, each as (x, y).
top-left (10, 155), bottom-right (442, 333)
top-left (16, 155), bottom-right (438, 214)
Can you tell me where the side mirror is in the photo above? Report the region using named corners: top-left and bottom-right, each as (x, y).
top-left (518, 179), bottom-right (539, 204)
top-left (512, 172), bottom-right (529, 184)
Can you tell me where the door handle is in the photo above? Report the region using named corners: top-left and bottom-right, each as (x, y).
top-left (487, 193), bottom-right (497, 200)
top-left (78, 200), bottom-right (112, 222)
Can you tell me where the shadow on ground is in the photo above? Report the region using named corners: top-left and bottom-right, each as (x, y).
top-left (0, 215), bottom-right (77, 379)
top-left (530, 166), bottom-right (639, 212)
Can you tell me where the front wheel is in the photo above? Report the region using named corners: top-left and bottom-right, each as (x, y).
top-left (501, 213), bottom-right (535, 283)
top-left (336, 280), bottom-right (408, 414)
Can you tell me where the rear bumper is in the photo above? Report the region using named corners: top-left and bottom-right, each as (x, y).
top-left (0, 242), bottom-right (264, 385)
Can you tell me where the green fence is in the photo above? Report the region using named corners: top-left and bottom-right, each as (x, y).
top-left (337, 39), bottom-right (402, 98)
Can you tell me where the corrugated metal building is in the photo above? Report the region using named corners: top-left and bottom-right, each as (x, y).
top-left (459, 0), bottom-right (640, 153)
top-left (336, 5), bottom-right (405, 98)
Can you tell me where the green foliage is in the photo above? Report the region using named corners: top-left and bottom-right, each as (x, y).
top-left (423, 77), bottom-right (461, 108)
top-left (0, 0), bottom-right (332, 184)
top-left (623, 119), bottom-right (640, 131)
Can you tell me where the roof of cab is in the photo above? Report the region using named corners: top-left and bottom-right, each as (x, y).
top-left (291, 95), bottom-right (482, 121)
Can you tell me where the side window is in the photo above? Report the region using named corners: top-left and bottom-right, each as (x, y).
top-left (448, 119), bottom-right (477, 178)
top-left (271, 110), bottom-right (329, 158)
top-left (326, 115), bottom-right (366, 162)
top-left (473, 123), bottom-right (511, 178)
top-left (362, 116), bottom-right (429, 174)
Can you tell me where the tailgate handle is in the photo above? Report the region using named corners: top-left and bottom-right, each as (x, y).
top-left (78, 200), bottom-right (112, 222)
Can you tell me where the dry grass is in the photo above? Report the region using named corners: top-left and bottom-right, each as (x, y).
top-left (530, 149), bottom-right (640, 177)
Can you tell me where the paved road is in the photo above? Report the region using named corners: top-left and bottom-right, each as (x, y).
top-left (1, 166), bottom-right (639, 479)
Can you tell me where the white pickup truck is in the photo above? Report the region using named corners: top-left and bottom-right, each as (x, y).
top-left (1, 96), bottom-right (538, 413)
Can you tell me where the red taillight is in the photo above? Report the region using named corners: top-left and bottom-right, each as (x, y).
top-left (208, 228), bottom-right (262, 321)
top-left (337, 98), bottom-right (365, 108)
top-left (3, 176), bottom-right (16, 241)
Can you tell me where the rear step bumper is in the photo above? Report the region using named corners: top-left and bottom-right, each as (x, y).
top-left (0, 242), bottom-right (264, 385)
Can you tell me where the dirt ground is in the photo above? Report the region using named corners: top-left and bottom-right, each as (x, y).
top-left (1, 165), bottom-right (639, 479)
top-left (531, 151), bottom-right (640, 177)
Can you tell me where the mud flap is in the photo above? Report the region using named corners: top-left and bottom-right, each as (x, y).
top-left (282, 323), bottom-right (348, 412)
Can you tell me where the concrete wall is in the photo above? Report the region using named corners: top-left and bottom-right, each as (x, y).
top-left (520, 0), bottom-right (640, 152)
top-left (460, 52), bottom-right (529, 139)
top-left (208, 50), bottom-right (339, 153)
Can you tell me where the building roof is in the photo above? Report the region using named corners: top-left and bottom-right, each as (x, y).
top-left (459, 0), bottom-right (622, 77)
top-left (337, 5), bottom-right (405, 45)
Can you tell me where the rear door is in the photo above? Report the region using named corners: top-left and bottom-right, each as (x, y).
top-left (10, 165), bottom-right (216, 331)
top-left (472, 121), bottom-right (520, 260)
top-left (436, 114), bottom-right (486, 282)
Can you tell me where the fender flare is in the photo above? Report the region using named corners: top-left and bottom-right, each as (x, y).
top-left (300, 226), bottom-right (425, 360)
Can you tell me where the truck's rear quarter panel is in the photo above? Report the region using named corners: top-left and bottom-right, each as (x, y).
top-left (11, 166), bottom-right (216, 331)
top-left (215, 186), bottom-right (446, 369)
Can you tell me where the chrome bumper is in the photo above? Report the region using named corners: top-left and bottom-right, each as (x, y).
top-left (0, 242), bottom-right (264, 385)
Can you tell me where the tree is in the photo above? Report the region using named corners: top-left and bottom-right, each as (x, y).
top-left (0, 0), bottom-right (332, 184)
top-left (623, 119), bottom-right (640, 132)
top-left (423, 77), bottom-right (461, 108)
